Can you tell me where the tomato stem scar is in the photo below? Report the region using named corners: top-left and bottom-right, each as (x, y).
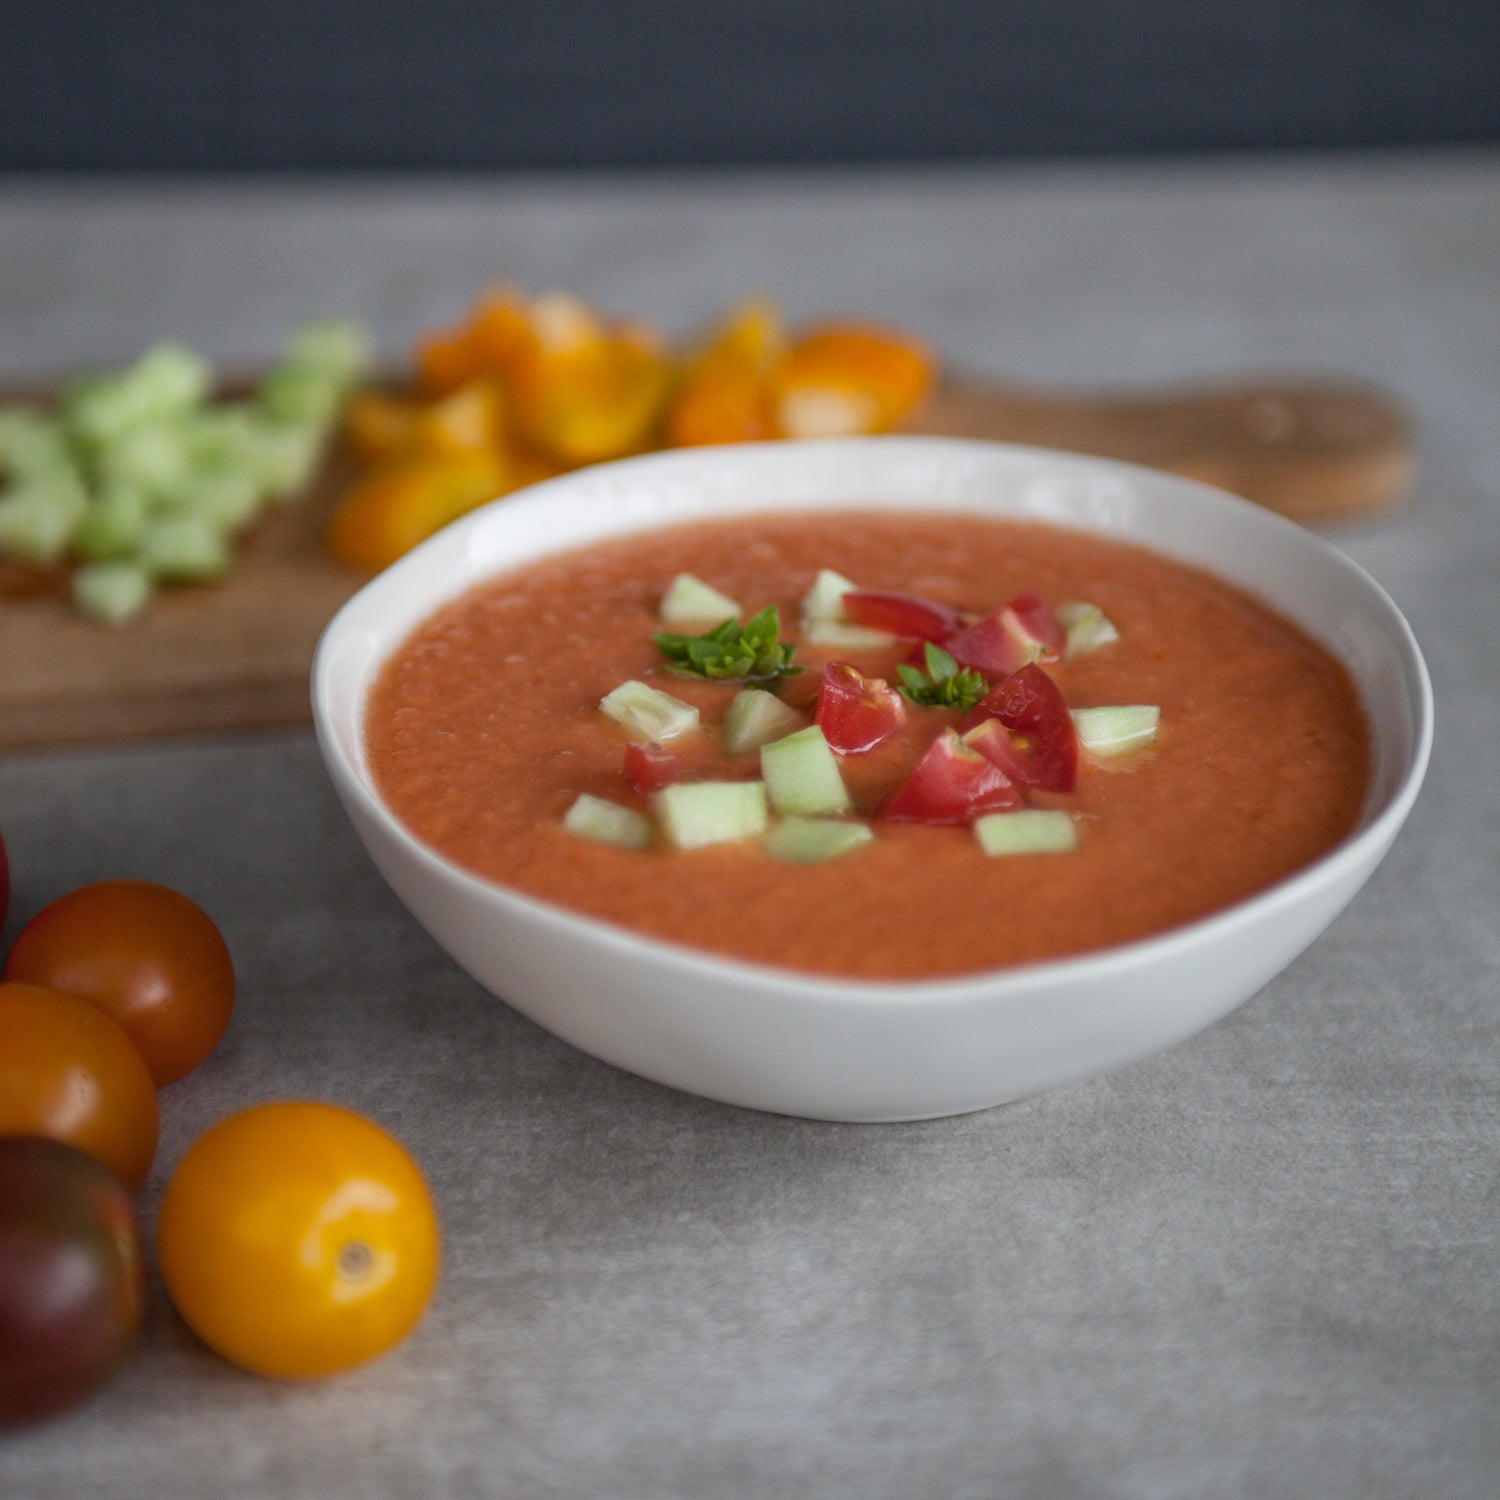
top-left (337, 1240), bottom-right (373, 1280)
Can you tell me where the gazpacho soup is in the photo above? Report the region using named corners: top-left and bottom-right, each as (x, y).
top-left (365, 511), bottom-right (1371, 980)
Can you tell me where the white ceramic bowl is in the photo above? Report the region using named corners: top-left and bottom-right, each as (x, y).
top-left (312, 438), bottom-right (1432, 1121)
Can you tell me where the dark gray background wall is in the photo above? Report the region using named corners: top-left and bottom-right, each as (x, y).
top-left (4, 0), bottom-right (1498, 171)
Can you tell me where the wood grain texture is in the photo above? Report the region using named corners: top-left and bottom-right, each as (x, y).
top-left (910, 372), bottom-right (1415, 522)
top-left (0, 372), bottom-right (1414, 753)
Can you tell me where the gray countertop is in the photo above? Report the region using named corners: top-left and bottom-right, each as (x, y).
top-left (1, 151), bottom-right (1496, 1500)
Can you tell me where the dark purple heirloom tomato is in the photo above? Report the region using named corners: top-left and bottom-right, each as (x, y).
top-left (0, 1136), bottom-right (145, 1427)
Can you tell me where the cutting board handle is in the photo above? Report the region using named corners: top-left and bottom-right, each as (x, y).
top-left (908, 374), bottom-right (1415, 521)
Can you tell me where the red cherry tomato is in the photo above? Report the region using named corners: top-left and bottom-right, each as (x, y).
top-left (815, 662), bottom-right (908, 754)
top-left (0, 1136), bottom-right (145, 1428)
top-left (623, 741), bottom-right (681, 797)
top-left (4, 881), bottom-right (234, 1088)
top-left (881, 729), bottom-right (1022, 825)
top-left (841, 589), bottom-right (963, 642)
top-left (0, 982), bottom-right (159, 1192)
top-left (962, 664), bottom-right (1079, 792)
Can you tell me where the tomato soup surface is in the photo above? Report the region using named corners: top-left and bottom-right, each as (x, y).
top-left (365, 511), bottom-right (1370, 980)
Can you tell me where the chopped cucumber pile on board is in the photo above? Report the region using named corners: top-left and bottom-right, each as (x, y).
top-left (0, 323), bottom-right (371, 624)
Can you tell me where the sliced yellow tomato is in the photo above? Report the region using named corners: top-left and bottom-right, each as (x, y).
top-left (409, 378), bottom-right (507, 458)
top-left (664, 299), bottom-right (786, 447)
top-left (413, 324), bottom-right (479, 399)
top-left (464, 286), bottom-right (534, 379)
top-left (509, 305), bottom-right (672, 466)
top-left (343, 391), bottom-right (424, 466)
top-left (325, 450), bottom-right (507, 572)
top-left (767, 323), bottom-right (936, 438)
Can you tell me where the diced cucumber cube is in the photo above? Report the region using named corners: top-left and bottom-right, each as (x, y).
top-left (180, 405), bottom-right (259, 473)
top-left (722, 688), bottom-right (804, 755)
top-left (655, 781), bottom-right (768, 849)
top-left (281, 321), bottom-right (373, 384)
top-left (72, 560), bottom-right (154, 627)
top-left (192, 468), bottom-right (265, 533)
top-left (1057, 600), bottom-right (1120, 659)
top-left (659, 572), bottom-right (742, 624)
top-left (799, 567), bottom-right (859, 623)
top-left (803, 619), bottom-right (897, 650)
top-left (599, 680), bottom-right (701, 742)
top-left (65, 344), bottom-right (211, 448)
top-left (0, 473), bottom-right (89, 563)
top-left (94, 418), bottom-right (197, 503)
top-left (974, 809), bottom-right (1079, 856)
top-left (562, 793), bottom-right (653, 851)
top-left (138, 512), bottom-right (230, 582)
top-left (1071, 705), bottom-right (1160, 756)
top-left (760, 725), bottom-right (852, 816)
top-left (248, 419), bottom-right (326, 502)
top-left (72, 481), bottom-right (150, 560)
top-left (256, 366), bottom-right (345, 426)
top-left (764, 816), bottom-right (874, 863)
top-left (0, 410), bottom-right (74, 482)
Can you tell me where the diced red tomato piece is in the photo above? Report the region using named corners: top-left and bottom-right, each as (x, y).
top-left (961, 663), bottom-right (1078, 792)
top-left (945, 594), bottom-right (1064, 678)
top-left (841, 589), bottom-right (964, 642)
top-left (943, 610), bottom-right (1028, 679)
top-left (815, 662), bottom-right (907, 754)
top-left (880, 729), bottom-right (1022, 825)
top-left (1005, 591), bottom-right (1065, 660)
top-left (623, 741), bottom-right (682, 797)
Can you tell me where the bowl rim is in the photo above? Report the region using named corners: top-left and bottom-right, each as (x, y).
top-left (312, 435), bottom-right (1434, 1005)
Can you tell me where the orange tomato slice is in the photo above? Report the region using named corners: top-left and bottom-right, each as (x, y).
top-left (325, 450), bottom-right (507, 572)
top-left (509, 299), bottom-right (671, 466)
top-left (664, 299), bottom-right (787, 447)
top-left (343, 391), bottom-right (423, 465)
top-left (768, 323), bottom-right (935, 438)
top-left (409, 379), bottom-right (508, 458)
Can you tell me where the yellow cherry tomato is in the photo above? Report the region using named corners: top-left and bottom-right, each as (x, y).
top-left (156, 1102), bottom-right (440, 1380)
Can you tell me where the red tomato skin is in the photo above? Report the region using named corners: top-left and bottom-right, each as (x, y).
top-left (961, 718), bottom-right (1031, 783)
top-left (962, 664), bottom-right (1079, 792)
top-left (841, 589), bottom-right (963, 642)
top-left (815, 662), bottom-right (907, 754)
top-left (0, 1136), bottom-right (145, 1428)
top-left (3, 881), bottom-right (234, 1087)
top-left (623, 742), bottom-right (682, 797)
top-left (1005, 592), bottom-right (1066, 659)
top-left (943, 611), bottom-right (1030, 680)
top-left (881, 730), bottom-right (1023, 825)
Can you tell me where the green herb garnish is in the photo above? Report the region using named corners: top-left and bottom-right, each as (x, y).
top-left (653, 605), bottom-right (802, 685)
top-left (896, 642), bottom-right (988, 710)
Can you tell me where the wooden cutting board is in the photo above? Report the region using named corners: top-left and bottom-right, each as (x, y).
top-left (0, 371), bottom-right (1414, 754)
